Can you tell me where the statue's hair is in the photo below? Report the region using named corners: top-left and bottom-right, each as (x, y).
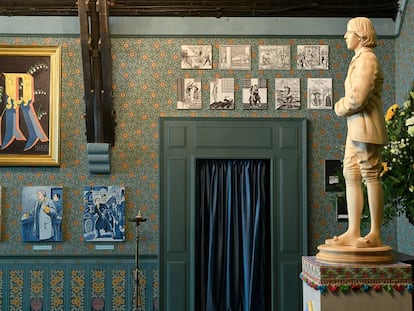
top-left (347, 17), bottom-right (377, 48)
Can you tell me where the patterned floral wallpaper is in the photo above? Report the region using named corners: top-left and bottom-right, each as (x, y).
top-left (395, 0), bottom-right (414, 255)
top-left (0, 23), bottom-right (400, 257)
top-left (396, 0), bottom-right (414, 105)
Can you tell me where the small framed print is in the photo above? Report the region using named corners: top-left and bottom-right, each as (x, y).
top-left (219, 45), bottom-right (251, 70)
top-left (336, 194), bottom-right (348, 221)
top-left (242, 78), bottom-right (268, 110)
top-left (275, 78), bottom-right (300, 110)
top-left (259, 45), bottom-right (291, 70)
top-left (297, 45), bottom-right (329, 70)
top-left (325, 159), bottom-right (343, 192)
top-left (209, 78), bottom-right (235, 110)
top-left (180, 45), bottom-right (212, 69)
top-left (176, 78), bottom-right (202, 109)
top-left (307, 78), bottom-right (332, 109)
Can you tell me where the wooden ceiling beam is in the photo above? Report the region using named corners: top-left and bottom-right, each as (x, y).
top-left (0, 0), bottom-right (399, 19)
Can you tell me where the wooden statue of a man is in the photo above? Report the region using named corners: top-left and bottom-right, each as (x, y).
top-left (326, 17), bottom-right (387, 248)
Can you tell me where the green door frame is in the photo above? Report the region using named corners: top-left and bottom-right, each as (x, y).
top-left (159, 117), bottom-right (308, 310)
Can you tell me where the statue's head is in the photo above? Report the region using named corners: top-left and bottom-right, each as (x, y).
top-left (347, 17), bottom-right (377, 48)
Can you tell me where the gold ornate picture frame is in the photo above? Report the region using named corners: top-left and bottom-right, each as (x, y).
top-left (0, 45), bottom-right (61, 166)
top-left (0, 186), bottom-right (2, 240)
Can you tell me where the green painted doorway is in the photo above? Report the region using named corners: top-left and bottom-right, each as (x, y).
top-left (159, 117), bottom-right (308, 311)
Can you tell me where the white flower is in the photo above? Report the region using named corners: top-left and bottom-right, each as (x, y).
top-left (408, 125), bottom-right (414, 137)
top-left (406, 116), bottom-right (414, 126)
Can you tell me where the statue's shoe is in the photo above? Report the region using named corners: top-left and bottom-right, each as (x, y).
top-left (355, 236), bottom-right (383, 248)
top-left (325, 235), bottom-right (355, 246)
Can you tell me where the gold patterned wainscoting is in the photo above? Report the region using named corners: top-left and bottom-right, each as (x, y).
top-left (0, 255), bottom-right (158, 311)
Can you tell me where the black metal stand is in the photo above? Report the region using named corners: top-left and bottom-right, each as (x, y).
top-left (129, 212), bottom-right (147, 310)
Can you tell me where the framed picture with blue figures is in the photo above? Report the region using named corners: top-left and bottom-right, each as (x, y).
top-left (21, 186), bottom-right (63, 242)
top-left (83, 186), bottom-right (126, 242)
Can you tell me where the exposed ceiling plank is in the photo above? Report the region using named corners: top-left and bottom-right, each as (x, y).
top-left (0, 0), bottom-right (399, 20)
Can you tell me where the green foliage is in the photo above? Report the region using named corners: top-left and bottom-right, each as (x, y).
top-left (381, 82), bottom-right (414, 224)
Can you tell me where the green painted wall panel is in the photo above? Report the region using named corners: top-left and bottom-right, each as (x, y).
top-left (279, 261), bottom-right (302, 311)
top-left (278, 158), bottom-right (301, 254)
top-left (166, 261), bottom-right (188, 309)
top-left (166, 158), bottom-right (188, 253)
top-left (194, 125), bottom-right (273, 149)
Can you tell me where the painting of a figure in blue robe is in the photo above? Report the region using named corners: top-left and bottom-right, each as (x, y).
top-left (21, 186), bottom-right (63, 242)
top-left (83, 186), bottom-right (126, 242)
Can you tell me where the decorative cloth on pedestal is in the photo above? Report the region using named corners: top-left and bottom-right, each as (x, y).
top-left (301, 256), bottom-right (413, 294)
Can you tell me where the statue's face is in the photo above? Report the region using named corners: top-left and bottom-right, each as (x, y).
top-left (344, 28), bottom-right (362, 51)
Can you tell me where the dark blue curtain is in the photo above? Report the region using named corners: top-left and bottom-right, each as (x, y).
top-left (196, 159), bottom-right (270, 311)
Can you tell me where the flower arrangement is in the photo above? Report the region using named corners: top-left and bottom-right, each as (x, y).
top-left (381, 82), bottom-right (414, 224)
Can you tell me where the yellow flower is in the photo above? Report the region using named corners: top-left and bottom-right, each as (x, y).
top-left (385, 104), bottom-right (399, 121)
top-left (380, 162), bottom-right (389, 177)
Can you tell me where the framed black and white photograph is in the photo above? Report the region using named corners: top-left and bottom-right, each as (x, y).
top-left (259, 45), bottom-right (290, 70)
top-left (219, 45), bottom-right (251, 70)
top-left (180, 45), bottom-right (212, 69)
top-left (307, 78), bottom-right (332, 109)
top-left (275, 78), bottom-right (301, 110)
top-left (297, 45), bottom-right (329, 70)
top-left (325, 159), bottom-right (343, 192)
top-left (83, 186), bottom-right (126, 242)
top-left (209, 78), bottom-right (235, 110)
top-left (242, 78), bottom-right (268, 110)
top-left (336, 194), bottom-right (348, 221)
top-left (176, 78), bottom-right (202, 109)
top-left (21, 186), bottom-right (63, 242)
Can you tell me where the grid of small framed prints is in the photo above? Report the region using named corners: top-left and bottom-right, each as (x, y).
top-left (178, 44), bottom-right (332, 110)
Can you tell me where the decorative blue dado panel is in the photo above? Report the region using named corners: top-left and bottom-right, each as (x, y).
top-left (0, 255), bottom-right (158, 311)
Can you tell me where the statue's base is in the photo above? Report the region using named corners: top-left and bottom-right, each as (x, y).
top-left (301, 256), bottom-right (413, 311)
top-left (316, 244), bottom-right (394, 264)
